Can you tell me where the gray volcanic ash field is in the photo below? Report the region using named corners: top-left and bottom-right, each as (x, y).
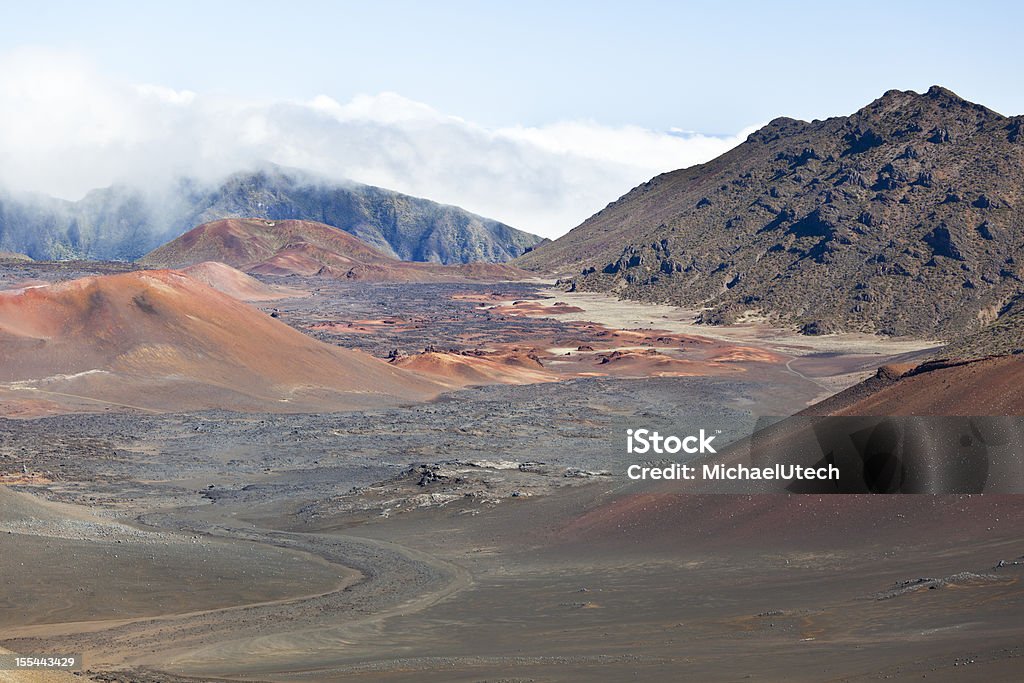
top-left (1, 264), bottom-right (1021, 682)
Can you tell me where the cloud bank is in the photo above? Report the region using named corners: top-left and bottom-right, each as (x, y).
top-left (0, 49), bottom-right (757, 238)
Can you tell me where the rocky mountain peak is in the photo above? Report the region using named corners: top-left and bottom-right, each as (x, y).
top-left (517, 86), bottom-right (1024, 341)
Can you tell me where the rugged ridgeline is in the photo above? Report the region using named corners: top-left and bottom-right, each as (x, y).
top-left (518, 86), bottom-right (1024, 339)
top-left (0, 166), bottom-right (543, 264)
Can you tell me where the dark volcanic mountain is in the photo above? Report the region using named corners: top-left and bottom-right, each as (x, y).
top-left (518, 86), bottom-right (1024, 338)
top-left (0, 166), bottom-right (543, 265)
top-left (944, 293), bottom-right (1024, 358)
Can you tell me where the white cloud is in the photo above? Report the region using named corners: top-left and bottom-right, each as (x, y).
top-left (498, 121), bottom-right (758, 171)
top-left (0, 49), bottom-right (756, 238)
top-left (135, 84), bottom-right (197, 106)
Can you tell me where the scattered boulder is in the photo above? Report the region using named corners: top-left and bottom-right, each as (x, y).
top-left (922, 225), bottom-right (964, 260)
top-left (800, 320), bottom-right (839, 336)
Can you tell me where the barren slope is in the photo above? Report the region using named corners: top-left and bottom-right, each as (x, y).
top-left (0, 270), bottom-right (441, 414)
top-left (142, 218), bottom-right (533, 282)
top-left (802, 355), bottom-right (1024, 416)
top-left (141, 218), bottom-right (394, 270)
top-left (390, 350), bottom-right (558, 388)
top-left (518, 86), bottom-right (1024, 339)
top-left (180, 261), bottom-right (305, 301)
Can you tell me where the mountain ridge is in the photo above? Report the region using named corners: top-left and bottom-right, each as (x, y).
top-left (0, 166), bottom-right (543, 265)
top-left (517, 85), bottom-right (1024, 339)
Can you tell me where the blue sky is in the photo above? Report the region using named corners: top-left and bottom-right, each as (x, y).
top-left (6, 0), bottom-right (1022, 130)
top-left (1, 1), bottom-right (1021, 236)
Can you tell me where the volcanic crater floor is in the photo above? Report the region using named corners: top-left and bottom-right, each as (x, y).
top-left (1, 267), bottom-right (1020, 682)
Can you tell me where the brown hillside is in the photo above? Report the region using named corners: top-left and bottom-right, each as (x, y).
top-left (390, 350), bottom-right (558, 388)
top-left (801, 355), bottom-right (1024, 416)
top-left (141, 218), bottom-right (393, 270)
top-left (0, 270), bottom-right (441, 415)
top-left (180, 261), bottom-right (305, 301)
top-left (142, 218), bottom-right (533, 282)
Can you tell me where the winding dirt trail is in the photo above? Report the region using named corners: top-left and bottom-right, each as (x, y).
top-left (4, 509), bottom-right (474, 680)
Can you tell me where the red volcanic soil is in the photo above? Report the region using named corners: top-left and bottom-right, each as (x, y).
top-left (142, 218), bottom-right (391, 271)
top-left (247, 244), bottom-right (362, 277)
top-left (550, 356), bottom-right (1024, 550)
top-left (534, 328), bottom-right (772, 379)
top-left (142, 218), bottom-right (532, 283)
top-left (0, 270), bottom-right (441, 414)
top-left (598, 328), bottom-right (712, 347)
top-left (585, 349), bottom-right (733, 378)
top-left (708, 346), bottom-right (784, 363)
top-left (180, 261), bottom-right (305, 301)
top-left (490, 300), bottom-right (586, 315)
top-left (803, 355), bottom-right (1024, 416)
top-left (390, 350), bottom-right (557, 388)
top-left (558, 491), bottom-right (1024, 552)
